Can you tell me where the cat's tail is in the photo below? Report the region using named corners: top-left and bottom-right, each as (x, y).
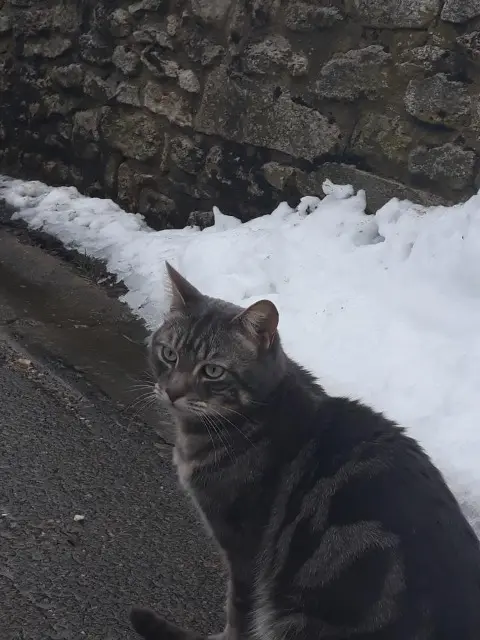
top-left (130, 607), bottom-right (207, 640)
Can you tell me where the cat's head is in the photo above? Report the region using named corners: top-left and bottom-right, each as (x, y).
top-left (149, 262), bottom-right (286, 423)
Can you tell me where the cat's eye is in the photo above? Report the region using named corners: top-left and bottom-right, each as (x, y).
top-left (161, 345), bottom-right (177, 364)
top-left (202, 364), bottom-right (225, 380)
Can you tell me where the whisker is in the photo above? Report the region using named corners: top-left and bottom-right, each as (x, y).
top-left (126, 384), bottom-right (155, 394)
top-left (127, 396), bottom-right (158, 423)
top-left (200, 415), bottom-right (217, 468)
top-left (209, 406), bottom-right (257, 450)
top-left (191, 404), bottom-right (236, 466)
top-left (223, 405), bottom-right (258, 420)
top-left (203, 411), bottom-right (236, 465)
top-left (124, 390), bottom-right (155, 412)
top-left (129, 393), bottom-right (156, 412)
top-left (126, 372), bottom-right (154, 385)
top-left (123, 387), bottom-right (160, 421)
top-left (188, 407), bottom-right (218, 468)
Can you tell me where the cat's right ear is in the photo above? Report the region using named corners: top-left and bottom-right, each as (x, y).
top-left (233, 299), bottom-right (279, 349)
top-left (165, 261), bottom-right (202, 311)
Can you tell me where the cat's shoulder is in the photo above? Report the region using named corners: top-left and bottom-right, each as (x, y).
top-left (312, 393), bottom-right (411, 459)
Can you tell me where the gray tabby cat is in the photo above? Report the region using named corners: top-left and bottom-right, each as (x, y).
top-left (131, 262), bottom-right (480, 640)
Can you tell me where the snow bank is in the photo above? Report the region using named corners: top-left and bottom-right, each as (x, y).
top-left (1, 174), bottom-right (480, 531)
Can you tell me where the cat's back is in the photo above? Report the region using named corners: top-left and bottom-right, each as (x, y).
top-left (259, 395), bottom-right (480, 639)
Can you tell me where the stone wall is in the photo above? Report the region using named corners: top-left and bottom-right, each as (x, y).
top-left (1, 0), bottom-right (480, 228)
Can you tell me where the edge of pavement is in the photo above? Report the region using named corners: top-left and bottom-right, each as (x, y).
top-left (0, 200), bottom-right (175, 445)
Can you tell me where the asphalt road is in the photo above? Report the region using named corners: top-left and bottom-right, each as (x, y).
top-left (0, 329), bottom-right (224, 640)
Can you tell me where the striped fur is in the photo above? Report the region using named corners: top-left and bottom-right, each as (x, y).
top-left (131, 264), bottom-right (480, 640)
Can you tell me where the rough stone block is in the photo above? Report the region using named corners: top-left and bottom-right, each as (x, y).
top-left (296, 164), bottom-right (448, 213)
top-left (200, 43), bottom-right (225, 67)
top-left (195, 66), bottom-right (341, 161)
top-left (262, 162), bottom-right (295, 190)
top-left (404, 74), bottom-right (471, 128)
top-left (408, 143), bottom-right (476, 190)
top-left (178, 69), bottom-right (201, 93)
top-left (251, 0), bottom-right (281, 22)
top-left (112, 45), bottom-right (141, 76)
top-left (141, 47), bottom-right (179, 78)
top-left (115, 82), bottom-right (141, 107)
top-left (244, 35), bottom-right (290, 73)
top-left (187, 210), bottom-right (214, 229)
top-left (227, 0), bottom-right (248, 41)
top-left (243, 35), bottom-right (308, 76)
top-left (104, 156), bottom-right (121, 193)
top-left (10, 6), bottom-right (80, 35)
top-left (79, 31), bottom-right (112, 66)
top-left (457, 31), bottom-right (480, 65)
top-left (42, 94), bottom-right (79, 116)
top-left (143, 82), bottom-right (192, 127)
top-left (441, 0), bottom-right (480, 23)
top-left (57, 122), bottom-right (72, 141)
top-left (109, 9), bottom-right (133, 37)
top-left (399, 45), bottom-right (458, 75)
top-left (166, 14), bottom-right (181, 37)
top-left (128, 0), bottom-right (166, 15)
top-left (73, 109), bottom-right (103, 142)
top-left (132, 29), bottom-right (156, 44)
top-left (288, 53), bottom-right (308, 76)
top-left (0, 14), bottom-right (11, 34)
top-left (84, 72), bottom-right (117, 101)
top-left (284, 2), bottom-right (343, 31)
top-left (91, 2), bottom-right (114, 35)
top-left (154, 28), bottom-right (174, 50)
top-left (50, 64), bottom-right (85, 89)
top-left (139, 188), bottom-right (175, 218)
top-left (101, 107), bottom-right (163, 161)
top-left (350, 113), bottom-right (413, 163)
top-left (191, 0), bottom-right (233, 25)
top-left (393, 31), bottom-right (429, 54)
top-left (117, 161), bottom-right (150, 210)
top-left (10, 0), bottom-right (48, 5)
top-left (188, 37), bottom-right (224, 67)
top-left (23, 36), bottom-right (72, 58)
top-left (134, 24), bottom-right (173, 48)
top-left (170, 136), bottom-right (205, 174)
top-left (167, 176), bottom-right (213, 201)
top-left (314, 46), bottom-right (391, 101)
top-left (203, 145), bottom-right (228, 184)
top-left (353, 0), bottom-right (441, 28)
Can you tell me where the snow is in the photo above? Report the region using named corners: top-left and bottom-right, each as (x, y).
top-left (1, 174), bottom-right (480, 532)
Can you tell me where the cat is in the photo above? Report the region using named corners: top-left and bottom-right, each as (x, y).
top-left (131, 261), bottom-right (480, 640)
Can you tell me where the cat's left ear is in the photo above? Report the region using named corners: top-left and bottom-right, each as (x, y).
top-left (165, 261), bottom-right (202, 311)
top-left (233, 299), bottom-right (279, 348)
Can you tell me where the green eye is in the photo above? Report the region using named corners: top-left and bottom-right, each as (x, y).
top-left (203, 364), bottom-right (225, 379)
top-left (161, 346), bottom-right (177, 363)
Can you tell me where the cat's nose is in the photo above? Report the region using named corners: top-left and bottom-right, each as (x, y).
top-left (165, 385), bottom-right (184, 404)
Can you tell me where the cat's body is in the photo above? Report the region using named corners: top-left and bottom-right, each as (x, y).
top-left (131, 263), bottom-right (480, 640)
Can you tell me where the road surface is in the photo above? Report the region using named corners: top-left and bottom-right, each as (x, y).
top-left (0, 260), bottom-right (224, 640)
